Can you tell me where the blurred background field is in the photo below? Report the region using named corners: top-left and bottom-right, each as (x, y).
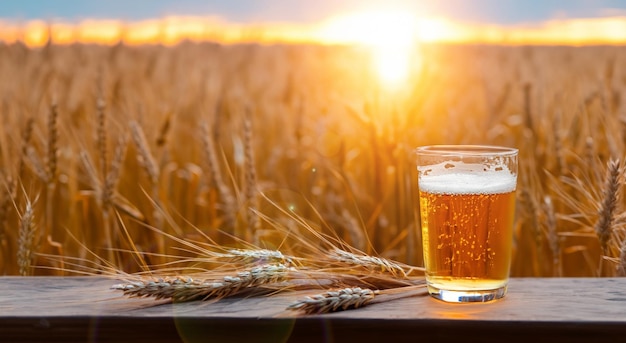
top-left (1, 1), bottom-right (626, 278)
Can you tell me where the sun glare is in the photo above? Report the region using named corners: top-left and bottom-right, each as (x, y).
top-left (317, 9), bottom-right (420, 87)
top-left (374, 45), bottom-right (413, 86)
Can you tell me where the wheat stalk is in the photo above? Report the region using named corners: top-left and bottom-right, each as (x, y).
top-left (25, 146), bottom-right (48, 182)
top-left (18, 117), bottom-right (35, 179)
top-left (80, 132), bottom-right (132, 264)
top-left (543, 195), bottom-right (561, 276)
top-left (224, 248), bottom-right (294, 265)
top-left (46, 101), bottom-right (59, 183)
top-left (287, 287), bottom-right (377, 314)
top-left (329, 248), bottom-right (410, 278)
top-left (594, 159), bottom-right (621, 255)
top-left (340, 208), bottom-right (366, 251)
top-left (200, 120), bottom-right (236, 230)
top-left (96, 94), bottom-right (107, 179)
top-left (80, 147), bottom-right (144, 222)
top-left (103, 135), bottom-right (128, 264)
top-left (583, 136), bottom-right (601, 183)
top-left (43, 100), bottom-right (64, 268)
top-left (130, 121), bottom-right (159, 186)
top-left (521, 188), bottom-right (542, 250)
top-left (112, 263), bottom-right (292, 302)
top-left (287, 284), bottom-right (427, 315)
top-left (103, 135), bottom-right (127, 208)
top-left (243, 108), bottom-right (259, 244)
top-left (552, 110), bottom-right (567, 176)
top-left (17, 198), bottom-right (36, 276)
top-left (129, 120), bottom-right (165, 255)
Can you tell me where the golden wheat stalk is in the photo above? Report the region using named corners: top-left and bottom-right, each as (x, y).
top-left (103, 135), bottom-right (127, 208)
top-left (46, 101), bottom-right (59, 183)
top-left (223, 248), bottom-right (294, 265)
top-left (594, 159), bottom-right (621, 255)
top-left (287, 284), bottom-right (427, 315)
top-left (96, 95), bottom-right (107, 179)
top-left (287, 287), bottom-right (377, 314)
top-left (329, 248), bottom-right (410, 278)
top-left (243, 109), bottom-right (260, 244)
top-left (130, 121), bottom-right (159, 185)
top-left (543, 195), bottom-right (561, 276)
top-left (17, 198), bottom-right (36, 276)
top-left (521, 188), bottom-right (542, 249)
top-left (200, 120), bottom-right (236, 230)
top-left (25, 146), bottom-right (49, 183)
top-left (129, 120), bottom-right (165, 255)
top-left (112, 263), bottom-right (292, 302)
top-left (18, 117), bottom-right (35, 179)
top-left (339, 208), bottom-right (366, 251)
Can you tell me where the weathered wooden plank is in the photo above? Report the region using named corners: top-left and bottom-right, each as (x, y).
top-left (0, 277), bottom-right (625, 343)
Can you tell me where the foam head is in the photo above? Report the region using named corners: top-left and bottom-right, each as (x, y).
top-left (418, 161), bottom-right (517, 194)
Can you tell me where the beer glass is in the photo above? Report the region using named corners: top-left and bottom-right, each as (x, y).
top-left (415, 145), bottom-right (518, 303)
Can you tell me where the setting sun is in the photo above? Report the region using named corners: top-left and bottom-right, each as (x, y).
top-left (316, 9), bottom-right (421, 86)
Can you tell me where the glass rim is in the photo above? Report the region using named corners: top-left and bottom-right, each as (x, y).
top-left (415, 145), bottom-right (518, 157)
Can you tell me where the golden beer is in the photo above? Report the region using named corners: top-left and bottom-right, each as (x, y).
top-left (416, 145), bottom-right (518, 302)
top-left (419, 189), bottom-right (516, 294)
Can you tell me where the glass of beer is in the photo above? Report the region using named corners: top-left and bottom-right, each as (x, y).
top-left (415, 145), bottom-right (518, 303)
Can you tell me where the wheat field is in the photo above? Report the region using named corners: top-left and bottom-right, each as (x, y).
top-left (0, 41), bottom-right (625, 279)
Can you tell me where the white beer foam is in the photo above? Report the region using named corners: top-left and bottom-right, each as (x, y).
top-left (418, 162), bottom-right (516, 194)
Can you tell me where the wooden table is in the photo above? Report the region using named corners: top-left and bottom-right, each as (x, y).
top-left (1, 277), bottom-right (625, 343)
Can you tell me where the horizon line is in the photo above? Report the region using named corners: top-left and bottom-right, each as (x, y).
top-left (1, 15), bottom-right (626, 47)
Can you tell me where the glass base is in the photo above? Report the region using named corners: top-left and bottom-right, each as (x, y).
top-left (427, 284), bottom-right (507, 303)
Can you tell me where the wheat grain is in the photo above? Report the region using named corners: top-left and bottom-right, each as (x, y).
top-left (26, 146), bottom-right (48, 182)
top-left (46, 101), bottom-right (58, 183)
top-left (594, 159), bottom-right (621, 254)
top-left (130, 121), bottom-right (159, 185)
top-left (17, 199), bottom-right (36, 276)
top-left (103, 135), bottom-right (127, 207)
top-left (18, 117), bottom-right (35, 179)
top-left (287, 283), bottom-right (427, 314)
top-left (552, 110), bottom-right (567, 176)
top-left (543, 195), bottom-right (561, 276)
top-left (243, 108), bottom-right (259, 244)
top-left (521, 188), bottom-right (542, 248)
top-left (330, 249), bottom-right (408, 278)
top-left (339, 208), bottom-right (366, 251)
top-left (287, 287), bottom-right (377, 314)
top-left (112, 263), bottom-right (292, 302)
top-left (96, 95), bottom-right (107, 179)
top-left (129, 119), bottom-right (165, 256)
top-left (583, 136), bottom-right (600, 183)
top-left (200, 120), bottom-right (236, 230)
top-left (224, 248), bottom-right (294, 265)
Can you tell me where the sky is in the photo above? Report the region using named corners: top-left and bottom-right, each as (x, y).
top-left (2, 0), bottom-right (626, 46)
top-left (2, 0), bottom-right (626, 25)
